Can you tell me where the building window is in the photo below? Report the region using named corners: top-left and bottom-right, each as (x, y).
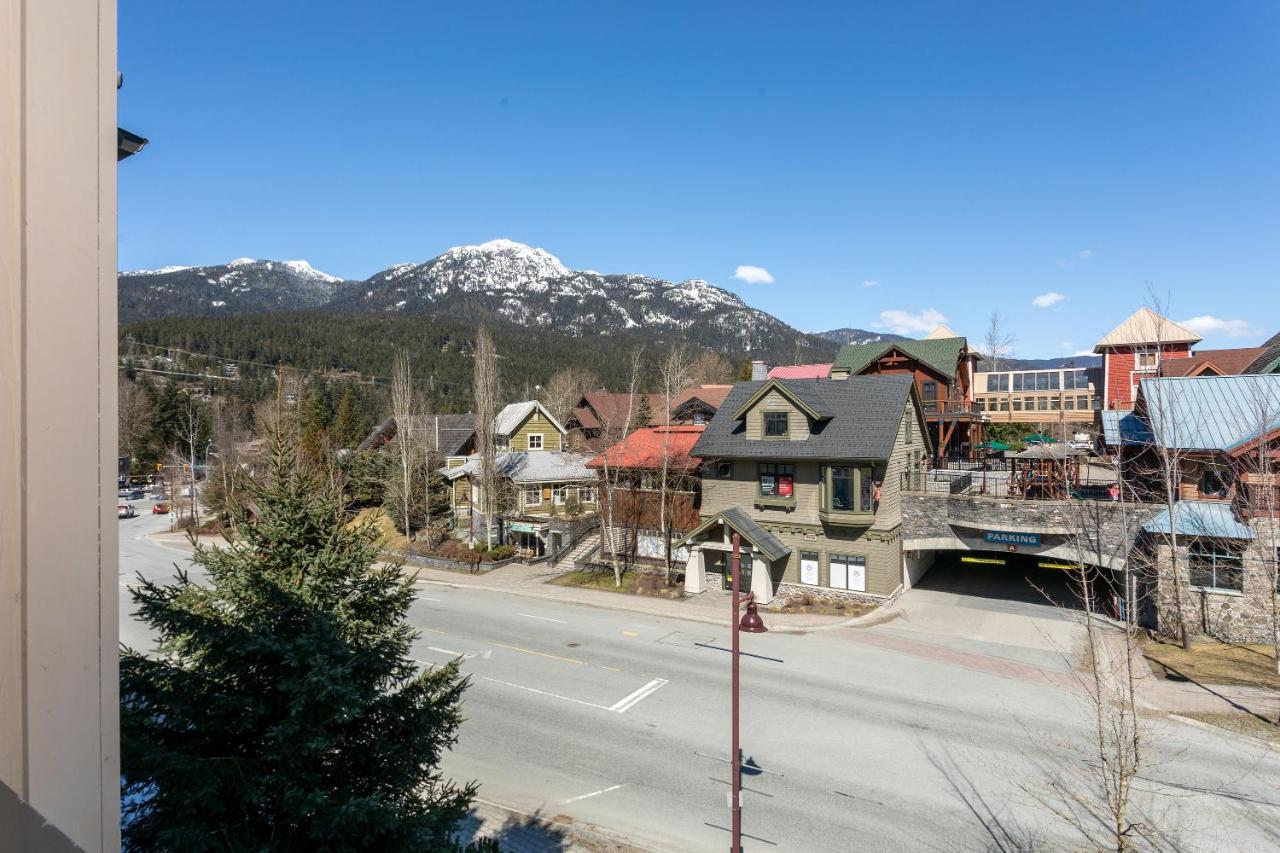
top-left (831, 466), bottom-right (855, 510)
top-left (800, 551), bottom-right (819, 585)
top-left (921, 381), bottom-right (939, 402)
top-left (527, 433), bottom-right (544, 450)
top-left (1048, 396), bottom-right (1059, 410)
top-left (1012, 398), bottom-right (1023, 412)
top-left (758, 463), bottom-right (794, 498)
top-left (1012, 374), bottom-right (1024, 392)
top-left (999, 398), bottom-right (1009, 411)
top-left (1064, 397), bottom-right (1075, 410)
top-left (1136, 350), bottom-right (1158, 370)
top-left (715, 460), bottom-right (734, 479)
top-left (763, 411), bottom-right (789, 437)
top-left (1200, 469), bottom-right (1228, 498)
top-left (495, 435), bottom-right (510, 450)
top-left (692, 412), bottom-right (707, 425)
top-left (552, 485), bottom-right (568, 505)
top-left (523, 485), bottom-right (541, 506)
top-left (1037, 398), bottom-right (1048, 411)
top-left (1188, 541), bottom-right (1243, 592)
top-left (829, 554), bottom-right (866, 592)
top-left (640, 472), bottom-right (660, 491)
top-left (1080, 395), bottom-right (1090, 410)
top-left (578, 486), bottom-right (596, 504)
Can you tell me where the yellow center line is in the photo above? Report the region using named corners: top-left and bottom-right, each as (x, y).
top-left (603, 666), bottom-right (622, 672)
top-left (622, 630), bottom-right (639, 638)
top-left (496, 642), bottom-right (587, 666)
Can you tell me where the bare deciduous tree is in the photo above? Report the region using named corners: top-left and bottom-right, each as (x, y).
top-left (983, 311), bottom-right (1017, 374)
top-left (687, 351), bottom-right (735, 387)
top-left (391, 350), bottom-right (416, 541)
top-left (1235, 381), bottom-right (1280, 682)
top-left (598, 348), bottom-right (644, 588)
top-left (473, 325), bottom-right (502, 549)
top-left (544, 366), bottom-right (600, 427)
top-left (657, 344), bottom-right (691, 580)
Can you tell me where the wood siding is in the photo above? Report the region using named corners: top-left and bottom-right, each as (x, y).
top-left (743, 389), bottom-right (812, 441)
top-left (507, 409), bottom-right (565, 452)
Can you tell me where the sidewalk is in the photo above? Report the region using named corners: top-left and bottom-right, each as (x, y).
top-left (148, 530), bottom-right (896, 632)
top-left (1098, 631), bottom-right (1280, 722)
top-left (396, 558), bottom-right (896, 632)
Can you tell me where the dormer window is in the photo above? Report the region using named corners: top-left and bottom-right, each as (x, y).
top-left (763, 412), bottom-right (789, 438)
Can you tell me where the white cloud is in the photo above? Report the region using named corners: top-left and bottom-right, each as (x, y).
top-left (1073, 349), bottom-right (1095, 357)
top-left (1032, 291), bottom-right (1065, 308)
top-left (732, 265), bottom-right (774, 284)
top-left (1054, 249), bottom-right (1094, 268)
top-left (861, 279), bottom-right (880, 288)
top-left (875, 308), bottom-right (947, 336)
top-left (1179, 315), bottom-right (1257, 338)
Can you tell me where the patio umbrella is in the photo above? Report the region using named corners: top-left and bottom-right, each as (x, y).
top-left (1023, 433), bottom-right (1059, 444)
top-left (979, 441), bottom-right (1010, 451)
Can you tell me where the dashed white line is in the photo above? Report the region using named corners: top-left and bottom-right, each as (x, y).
top-left (519, 612), bottom-right (566, 623)
top-left (482, 677), bottom-right (611, 711)
top-left (427, 645), bottom-right (464, 657)
top-left (419, 596), bottom-right (443, 602)
top-left (608, 678), bottom-right (669, 713)
top-left (561, 783), bottom-right (625, 804)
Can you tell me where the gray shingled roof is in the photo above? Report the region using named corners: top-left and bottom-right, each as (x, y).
top-left (675, 506), bottom-right (791, 562)
top-left (692, 376), bottom-right (915, 461)
top-left (441, 451), bottom-right (595, 484)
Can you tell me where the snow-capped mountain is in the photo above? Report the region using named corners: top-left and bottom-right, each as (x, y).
top-left (323, 239), bottom-right (828, 354)
top-left (119, 258), bottom-right (345, 322)
top-left (120, 239), bottom-right (839, 358)
top-left (815, 328), bottom-right (908, 346)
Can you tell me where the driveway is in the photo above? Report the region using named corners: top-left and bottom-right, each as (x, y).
top-left (885, 553), bottom-right (1088, 672)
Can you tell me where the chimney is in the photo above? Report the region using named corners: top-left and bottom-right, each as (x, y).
top-left (750, 360), bottom-right (769, 381)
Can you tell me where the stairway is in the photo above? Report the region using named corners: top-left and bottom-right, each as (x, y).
top-left (557, 533), bottom-right (600, 569)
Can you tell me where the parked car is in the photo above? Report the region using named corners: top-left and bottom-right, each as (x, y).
top-left (118, 504), bottom-right (137, 519)
top-left (152, 502), bottom-right (170, 514)
top-left (1067, 440), bottom-right (1094, 453)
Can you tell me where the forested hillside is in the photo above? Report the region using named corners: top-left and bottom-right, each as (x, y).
top-left (120, 310), bottom-right (826, 412)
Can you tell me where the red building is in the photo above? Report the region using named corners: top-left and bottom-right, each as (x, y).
top-left (1094, 308), bottom-right (1201, 410)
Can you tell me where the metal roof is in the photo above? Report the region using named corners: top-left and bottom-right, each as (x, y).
top-left (441, 450), bottom-right (595, 484)
top-left (1137, 375), bottom-right (1280, 452)
top-left (1093, 307), bottom-right (1200, 351)
top-left (1141, 501), bottom-right (1255, 540)
top-left (832, 337), bottom-right (966, 379)
top-left (494, 401), bottom-right (566, 437)
top-left (1100, 409), bottom-right (1152, 447)
top-left (691, 376), bottom-right (916, 461)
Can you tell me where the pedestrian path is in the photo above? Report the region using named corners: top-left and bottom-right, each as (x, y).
top-left (456, 798), bottom-right (654, 852)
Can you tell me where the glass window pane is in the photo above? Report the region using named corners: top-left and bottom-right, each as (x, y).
top-left (832, 466), bottom-right (853, 510)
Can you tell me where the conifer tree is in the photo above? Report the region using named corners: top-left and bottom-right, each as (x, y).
top-left (331, 383), bottom-right (369, 449)
top-left (121, 438), bottom-right (476, 851)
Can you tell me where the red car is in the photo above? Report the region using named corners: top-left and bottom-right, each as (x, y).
top-left (152, 502), bottom-right (170, 515)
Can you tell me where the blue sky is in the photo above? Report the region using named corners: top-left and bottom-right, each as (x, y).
top-left (119, 1), bottom-right (1279, 357)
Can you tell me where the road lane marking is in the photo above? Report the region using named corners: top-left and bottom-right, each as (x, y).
top-left (561, 783), bottom-right (625, 804)
top-left (419, 596), bottom-right (443, 602)
top-left (622, 630), bottom-right (639, 637)
top-left (608, 678), bottom-right (669, 713)
top-left (519, 612), bottom-right (566, 623)
top-left (495, 643), bottom-right (585, 666)
top-left (482, 677), bottom-right (609, 710)
top-left (426, 646), bottom-right (492, 661)
top-left (427, 646), bottom-right (464, 656)
top-left (602, 666), bottom-right (622, 672)
top-left (420, 627), bottom-right (447, 635)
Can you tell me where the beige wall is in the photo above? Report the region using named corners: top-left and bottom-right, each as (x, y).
top-left (508, 409), bottom-right (564, 452)
top-left (1, 0), bottom-right (120, 848)
top-left (744, 389), bottom-right (812, 441)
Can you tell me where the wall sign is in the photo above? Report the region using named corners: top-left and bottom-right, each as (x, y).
top-left (983, 530), bottom-right (1041, 547)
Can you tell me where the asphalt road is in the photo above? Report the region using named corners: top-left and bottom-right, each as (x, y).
top-left (119, 507), bottom-right (1280, 852)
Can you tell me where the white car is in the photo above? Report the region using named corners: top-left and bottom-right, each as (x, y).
top-left (117, 503), bottom-right (137, 519)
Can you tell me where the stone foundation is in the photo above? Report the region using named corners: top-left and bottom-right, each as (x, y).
top-left (772, 582), bottom-right (882, 608)
top-left (1149, 537), bottom-right (1277, 644)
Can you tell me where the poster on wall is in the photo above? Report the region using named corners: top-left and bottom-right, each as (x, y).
top-left (778, 475), bottom-right (793, 497)
top-left (800, 553), bottom-right (819, 585)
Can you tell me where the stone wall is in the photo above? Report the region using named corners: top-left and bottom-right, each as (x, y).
top-left (1147, 533), bottom-right (1277, 644)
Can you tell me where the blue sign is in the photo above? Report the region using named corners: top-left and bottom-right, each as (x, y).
top-left (983, 530), bottom-right (1041, 547)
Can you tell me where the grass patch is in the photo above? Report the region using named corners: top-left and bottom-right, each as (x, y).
top-left (550, 569), bottom-right (684, 599)
top-left (1179, 711), bottom-right (1280, 744)
top-left (1142, 639), bottom-right (1280, 691)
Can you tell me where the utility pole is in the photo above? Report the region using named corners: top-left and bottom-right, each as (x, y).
top-left (729, 533), bottom-right (766, 852)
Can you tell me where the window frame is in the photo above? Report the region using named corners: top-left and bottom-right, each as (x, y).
top-left (828, 553), bottom-right (867, 592)
top-left (523, 485), bottom-right (542, 506)
top-left (799, 550), bottom-right (820, 586)
top-left (552, 484), bottom-right (568, 506)
top-left (762, 411), bottom-right (790, 438)
top-left (527, 433), bottom-right (544, 451)
top-left (578, 485), bottom-right (596, 504)
top-left (1187, 540), bottom-right (1244, 592)
top-left (757, 462), bottom-right (795, 499)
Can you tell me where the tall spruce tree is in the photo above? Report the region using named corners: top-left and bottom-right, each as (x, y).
top-left (121, 438), bottom-right (476, 851)
top-left (331, 384), bottom-right (370, 450)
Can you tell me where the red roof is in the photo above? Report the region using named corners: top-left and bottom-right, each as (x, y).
top-left (587, 425), bottom-right (705, 470)
top-left (1159, 347), bottom-right (1266, 378)
top-left (768, 363), bottom-right (833, 380)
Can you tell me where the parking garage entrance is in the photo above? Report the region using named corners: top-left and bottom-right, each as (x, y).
top-left (914, 550), bottom-right (1123, 620)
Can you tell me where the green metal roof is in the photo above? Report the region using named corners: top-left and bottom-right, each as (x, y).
top-left (1142, 501), bottom-right (1254, 540)
top-left (832, 336), bottom-right (966, 378)
top-left (1138, 375), bottom-right (1280, 452)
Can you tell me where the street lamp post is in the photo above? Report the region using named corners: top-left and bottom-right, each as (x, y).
top-left (730, 532), bottom-right (766, 852)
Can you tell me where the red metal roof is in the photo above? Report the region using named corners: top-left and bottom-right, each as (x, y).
top-left (1159, 347), bottom-right (1266, 378)
top-left (586, 425), bottom-right (705, 470)
top-left (767, 363), bottom-right (833, 380)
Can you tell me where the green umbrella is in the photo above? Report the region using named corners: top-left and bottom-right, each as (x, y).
top-left (1024, 433), bottom-right (1059, 444)
top-left (979, 441), bottom-right (1010, 451)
